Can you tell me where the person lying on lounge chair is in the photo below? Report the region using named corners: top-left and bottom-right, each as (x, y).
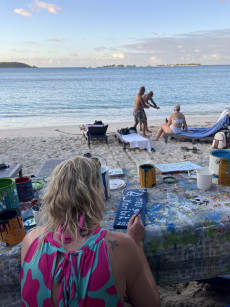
top-left (79, 120), bottom-right (103, 131)
top-left (154, 104), bottom-right (188, 140)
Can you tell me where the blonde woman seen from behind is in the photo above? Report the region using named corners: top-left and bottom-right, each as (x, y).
top-left (20, 156), bottom-right (160, 307)
top-left (154, 104), bottom-right (188, 140)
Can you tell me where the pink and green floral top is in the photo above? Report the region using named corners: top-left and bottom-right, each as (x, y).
top-left (20, 226), bottom-right (123, 306)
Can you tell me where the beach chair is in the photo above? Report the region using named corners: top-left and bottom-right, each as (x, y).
top-left (164, 113), bottom-right (230, 144)
top-left (84, 124), bottom-right (108, 146)
top-left (115, 131), bottom-right (152, 152)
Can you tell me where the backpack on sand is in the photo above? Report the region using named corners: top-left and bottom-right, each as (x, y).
top-left (212, 132), bottom-right (227, 149)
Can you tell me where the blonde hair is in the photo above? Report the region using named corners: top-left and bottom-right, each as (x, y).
top-left (174, 104), bottom-right (180, 111)
top-left (39, 156), bottom-right (105, 238)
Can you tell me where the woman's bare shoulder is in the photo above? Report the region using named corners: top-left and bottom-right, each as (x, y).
top-left (105, 231), bottom-right (137, 251)
top-left (21, 227), bottom-right (45, 263)
top-left (106, 230), bottom-right (133, 240)
top-left (22, 227), bottom-right (44, 252)
top-left (25, 227), bottom-right (44, 241)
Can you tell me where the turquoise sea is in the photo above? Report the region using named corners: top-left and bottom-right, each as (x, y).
top-left (0, 65), bottom-right (229, 129)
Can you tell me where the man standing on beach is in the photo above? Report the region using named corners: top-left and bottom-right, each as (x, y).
top-left (143, 91), bottom-right (160, 110)
top-left (140, 91), bottom-right (160, 133)
top-left (133, 86), bottom-right (150, 137)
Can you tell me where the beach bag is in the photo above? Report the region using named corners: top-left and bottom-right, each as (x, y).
top-left (129, 127), bottom-right (137, 134)
top-left (118, 128), bottom-right (130, 135)
top-left (212, 132), bottom-right (227, 149)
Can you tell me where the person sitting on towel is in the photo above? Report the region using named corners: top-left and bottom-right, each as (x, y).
top-left (154, 104), bottom-right (188, 140)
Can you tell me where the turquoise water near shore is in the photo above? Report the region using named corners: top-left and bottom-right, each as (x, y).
top-left (0, 65), bottom-right (229, 129)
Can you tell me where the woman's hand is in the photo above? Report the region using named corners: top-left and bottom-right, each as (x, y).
top-left (127, 214), bottom-right (145, 245)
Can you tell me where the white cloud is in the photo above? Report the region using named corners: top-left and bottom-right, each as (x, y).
top-left (95, 46), bottom-right (117, 52)
top-left (32, 0), bottom-right (62, 14)
top-left (14, 8), bottom-right (32, 17)
top-left (112, 53), bottom-right (125, 59)
top-left (122, 29), bottom-right (230, 65)
top-left (95, 46), bottom-right (107, 52)
top-left (47, 38), bottom-right (64, 42)
top-left (202, 53), bottom-right (220, 60)
top-left (150, 56), bottom-right (161, 64)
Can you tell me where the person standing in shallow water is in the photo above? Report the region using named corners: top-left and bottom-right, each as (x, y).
top-left (133, 86), bottom-right (151, 137)
top-left (140, 91), bottom-right (160, 133)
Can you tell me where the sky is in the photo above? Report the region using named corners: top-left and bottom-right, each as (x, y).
top-left (0, 0), bottom-right (230, 67)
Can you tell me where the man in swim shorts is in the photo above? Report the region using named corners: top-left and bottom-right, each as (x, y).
top-left (133, 86), bottom-right (150, 137)
top-left (140, 91), bottom-right (160, 132)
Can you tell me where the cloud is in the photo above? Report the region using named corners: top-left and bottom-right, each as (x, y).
top-left (70, 53), bottom-right (78, 57)
top-left (47, 38), bottom-right (65, 42)
top-left (25, 41), bottom-right (37, 45)
top-left (31, 0), bottom-right (62, 14)
top-left (95, 46), bottom-right (117, 52)
top-left (122, 29), bottom-right (230, 64)
top-left (14, 8), bottom-right (32, 17)
top-left (112, 53), bottom-right (125, 59)
top-left (150, 56), bottom-right (162, 64)
top-left (95, 46), bottom-right (107, 52)
top-left (10, 49), bottom-right (27, 53)
top-left (202, 53), bottom-right (220, 60)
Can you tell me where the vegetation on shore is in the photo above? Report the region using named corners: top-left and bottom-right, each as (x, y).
top-left (0, 62), bottom-right (37, 68)
top-left (157, 63), bottom-right (201, 67)
top-left (101, 63), bottom-right (201, 68)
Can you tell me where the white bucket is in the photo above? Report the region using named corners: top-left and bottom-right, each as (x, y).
top-left (32, 205), bottom-right (43, 226)
top-left (209, 150), bottom-right (230, 185)
top-left (101, 165), bottom-right (110, 200)
top-left (196, 168), bottom-right (213, 190)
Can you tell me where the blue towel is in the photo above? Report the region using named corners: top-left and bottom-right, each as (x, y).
top-left (177, 114), bottom-right (230, 138)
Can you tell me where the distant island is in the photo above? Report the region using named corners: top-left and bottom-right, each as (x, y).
top-left (0, 62), bottom-right (37, 68)
top-left (157, 63), bottom-right (201, 67)
top-left (100, 63), bottom-right (201, 68)
top-left (102, 64), bottom-right (137, 68)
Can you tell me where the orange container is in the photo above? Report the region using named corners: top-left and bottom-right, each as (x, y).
top-left (139, 164), bottom-right (156, 188)
top-left (0, 208), bottom-right (25, 245)
top-left (218, 158), bottom-right (230, 186)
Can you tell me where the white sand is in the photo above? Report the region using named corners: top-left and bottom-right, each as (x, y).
top-left (1, 115), bottom-right (229, 305)
top-left (0, 116), bottom-right (217, 177)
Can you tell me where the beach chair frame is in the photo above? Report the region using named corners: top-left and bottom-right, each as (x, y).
top-left (164, 133), bottom-right (214, 144)
top-left (84, 125), bottom-right (108, 147)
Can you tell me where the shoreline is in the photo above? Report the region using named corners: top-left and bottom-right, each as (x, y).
top-left (0, 115), bottom-right (218, 139)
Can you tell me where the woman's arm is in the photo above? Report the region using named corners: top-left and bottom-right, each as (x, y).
top-left (126, 215), bottom-right (160, 307)
top-left (183, 117), bottom-right (188, 132)
top-left (21, 228), bottom-right (42, 264)
top-left (167, 114), bottom-right (173, 127)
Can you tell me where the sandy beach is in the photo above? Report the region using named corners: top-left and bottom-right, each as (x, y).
top-left (1, 115), bottom-right (230, 306)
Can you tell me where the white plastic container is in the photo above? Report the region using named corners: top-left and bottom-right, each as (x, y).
top-left (101, 165), bottom-right (111, 200)
top-left (196, 168), bottom-right (213, 190)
